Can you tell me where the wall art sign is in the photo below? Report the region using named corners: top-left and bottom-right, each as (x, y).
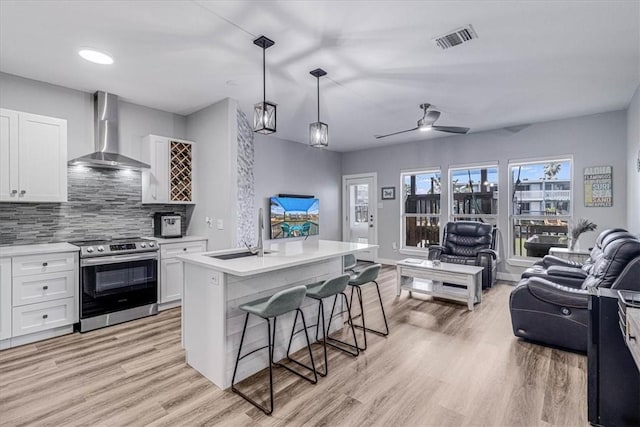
top-left (584, 165), bottom-right (612, 207)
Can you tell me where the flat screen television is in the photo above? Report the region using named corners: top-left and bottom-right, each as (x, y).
top-left (269, 197), bottom-right (319, 239)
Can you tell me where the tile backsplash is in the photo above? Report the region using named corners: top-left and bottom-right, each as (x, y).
top-left (0, 166), bottom-right (187, 245)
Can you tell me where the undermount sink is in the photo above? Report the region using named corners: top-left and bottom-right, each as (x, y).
top-left (208, 250), bottom-right (272, 260)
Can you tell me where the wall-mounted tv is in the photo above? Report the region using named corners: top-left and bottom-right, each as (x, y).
top-left (269, 196), bottom-right (319, 239)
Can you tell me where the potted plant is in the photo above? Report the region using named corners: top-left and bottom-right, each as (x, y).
top-left (569, 218), bottom-right (597, 250)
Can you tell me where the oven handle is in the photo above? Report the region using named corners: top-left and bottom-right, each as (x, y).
top-left (81, 253), bottom-right (158, 266)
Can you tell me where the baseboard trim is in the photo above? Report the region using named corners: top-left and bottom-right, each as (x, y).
top-left (497, 272), bottom-right (521, 283)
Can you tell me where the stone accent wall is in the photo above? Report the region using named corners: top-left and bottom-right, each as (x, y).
top-left (0, 166), bottom-right (186, 245)
top-left (236, 109), bottom-right (256, 246)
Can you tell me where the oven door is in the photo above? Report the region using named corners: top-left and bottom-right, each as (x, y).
top-left (80, 253), bottom-right (158, 318)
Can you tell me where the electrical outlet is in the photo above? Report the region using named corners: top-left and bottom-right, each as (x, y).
top-left (205, 217), bottom-right (213, 228)
top-left (392, 242), bottom-right (398, 250)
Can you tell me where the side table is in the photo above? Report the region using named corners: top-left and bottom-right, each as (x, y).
top-left (549, 247), bottom-right (590, 263)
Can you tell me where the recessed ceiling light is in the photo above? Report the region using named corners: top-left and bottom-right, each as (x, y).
top-left (78, 49), bottom-right (114, 65)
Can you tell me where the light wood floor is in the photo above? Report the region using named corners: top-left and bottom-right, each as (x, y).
top-left (0, 266), bottom-right (587, 426)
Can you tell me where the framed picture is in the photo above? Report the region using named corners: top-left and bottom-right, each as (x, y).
top-left (381, 186), bottom-right (396, 200)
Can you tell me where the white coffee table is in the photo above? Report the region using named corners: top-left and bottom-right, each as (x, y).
top-left (396, 259), bottom-right (484, 311)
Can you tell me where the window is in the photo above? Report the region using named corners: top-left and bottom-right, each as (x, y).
top-left (352, 184), bottom-right (369, 223)
top-left (510, 159), bottom-right (572, 259)
top-left (449, 165), bottom-right (498, 225)
top-left (401, 169), bottom-right (441, 251)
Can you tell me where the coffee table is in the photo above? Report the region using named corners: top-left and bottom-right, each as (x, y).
top-left (396, 259), bottom-right (484, 311)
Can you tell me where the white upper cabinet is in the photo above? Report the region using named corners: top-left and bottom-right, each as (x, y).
top-left (0, 108), bottom-right (68, 203)
top-left (141, 134), bottom-right (195, 204)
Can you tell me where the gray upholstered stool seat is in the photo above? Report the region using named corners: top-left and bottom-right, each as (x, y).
top-left (303, 274), bottom-right (359, 376)
top-left (343, 254), bottom-right (358, 272)
top-left (231, 286), bottom-right (317, 415)
top-left (238, 286), bottom-right (306, 318)
top-left (348, 263), bottom-right (389, 351)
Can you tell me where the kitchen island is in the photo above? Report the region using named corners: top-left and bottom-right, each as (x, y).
top-left (178, 240), bottom-right (376, 389)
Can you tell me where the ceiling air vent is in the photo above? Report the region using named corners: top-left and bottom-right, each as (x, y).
top-left (433, 25), bottom-right (478, 50)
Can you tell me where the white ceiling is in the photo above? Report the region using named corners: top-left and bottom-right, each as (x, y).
top-left (1, 1), bottom-right (639, 152)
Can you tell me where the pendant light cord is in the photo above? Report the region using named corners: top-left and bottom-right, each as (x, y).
top-left (263, 47), bottom-right (266, 107)
top-left (317, 76), bottom-right (320, 123)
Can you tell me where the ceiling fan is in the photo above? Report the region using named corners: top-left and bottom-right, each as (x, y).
top-left (375, 103), bottom-right (470, 139)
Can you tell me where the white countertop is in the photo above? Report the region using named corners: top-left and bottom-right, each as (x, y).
top-left (147, 235), bottom-right (207, 244)
top-left (178, 239), bottom-right (377, 277)
top-left (0, 242), bottom-right (80, 257)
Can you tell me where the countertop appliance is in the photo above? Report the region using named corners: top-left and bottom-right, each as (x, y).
top-left (74, 237), bottom-right (158, 332)
top-left (154, 213), bottom-right (182, 238)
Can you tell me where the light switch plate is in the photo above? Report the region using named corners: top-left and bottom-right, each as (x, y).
top-left (217, 219), bottom-right (224, 230)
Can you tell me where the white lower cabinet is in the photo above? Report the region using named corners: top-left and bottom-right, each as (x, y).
top-left (12, 297), bottom-right (76, 337)
top-left (157, 238), bottom-right (207, 308)
top-left (161, 258), bottom-right (183, 304)
top-left (1, 247), bottom-right (79, 349)
top-left (0, 258), bottom-right (12, 341)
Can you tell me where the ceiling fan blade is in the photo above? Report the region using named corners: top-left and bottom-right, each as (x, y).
top-left (374, 127), bottom-right (418, 139)
top-left (431, 125), bottom-right (470, 134)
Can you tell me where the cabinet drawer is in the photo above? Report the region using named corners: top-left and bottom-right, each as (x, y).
top-left (161, 241), bottom-right (207, 259)
top-left (13, 270), bottom-right (76, 306)
top-left (12, 297), bottom-right (76, 337)
top-left (12, 252), bottom-right (75, 277)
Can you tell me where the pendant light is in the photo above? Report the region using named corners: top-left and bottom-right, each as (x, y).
top-left (253, 35), bottom-right (276, 134)
top-left (309, 68), bottom-right (328, 148)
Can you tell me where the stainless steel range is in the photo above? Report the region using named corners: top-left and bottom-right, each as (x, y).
top-left (75, 237), bottom-right (158, 332)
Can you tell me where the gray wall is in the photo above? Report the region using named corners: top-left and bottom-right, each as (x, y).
top-left (342, 110), bottom-right (629, 277)
top-left (627, 85), bottom-right (640, 235)
top-left (0, 72), bottom-right (189, 245)
top-left (254, 133), bottom-right (342, 242)
top-left (0, 72), bottom-right (186, 161)
top-left (186, 98), bottom-right (239, 250)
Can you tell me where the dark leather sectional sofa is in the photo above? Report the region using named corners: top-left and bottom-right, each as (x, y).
top-left (509, 228), bottom-right (640, 352)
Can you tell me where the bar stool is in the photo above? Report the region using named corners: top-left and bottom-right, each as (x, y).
top-left (348, 264), bottom-right (389, 351)
top-left (305, 274), bottom-right (359, 376)
top-left (343, 254), bottom-right (358, 274)
top-left (231, 286), bottom-right (317, 415)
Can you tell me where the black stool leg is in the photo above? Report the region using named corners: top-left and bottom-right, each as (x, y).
top-left (349, 281), bottom-right (390, 350)
top-left (274, 309), bottom-right (318, 384)
top-left (231, 313), bottom-right (274, 415)
top-left (313, 298), bottom-right (329, 377)
top-left (373, 280), bottom-right (390, 336)
top-left (325, 292), bottom-right (359, 356)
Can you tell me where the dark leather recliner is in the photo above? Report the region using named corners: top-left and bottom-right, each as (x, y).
top-left (428, 221), bottom-right (497, 289)
top-left (510, 234), bottom-right (640, 352)
top-left (520, 228), bottom-right (631, 287)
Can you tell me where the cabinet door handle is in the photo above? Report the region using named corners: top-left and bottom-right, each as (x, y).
top-left (11, 189), bottom-right (17, 195)
top-left (42, 285), bottom-right (48, 290)
top-left (42, 314), bottom-right (48, 319)
top-left (42, 262), bottom-right (48, 267)
top-left (183, 248), bottom-right (187, 251)
top-left (20, 190), bottom-right (26, 195)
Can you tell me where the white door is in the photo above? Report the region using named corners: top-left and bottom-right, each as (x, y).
top-left (0, 109), bottom-right (19, 201)
top-left (161, 258), bottom-right (183, 303)
top-left (18, 112), bottom-right (67, 202)
top-left (343, 173), bottom-right (377, 261)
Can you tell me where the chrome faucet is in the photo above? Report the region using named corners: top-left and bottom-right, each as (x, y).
top-left (244, 208), bottom-right (264, 257)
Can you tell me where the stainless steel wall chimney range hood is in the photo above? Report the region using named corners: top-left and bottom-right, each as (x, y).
top-left (68, 91), bottom-right (150, 170)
